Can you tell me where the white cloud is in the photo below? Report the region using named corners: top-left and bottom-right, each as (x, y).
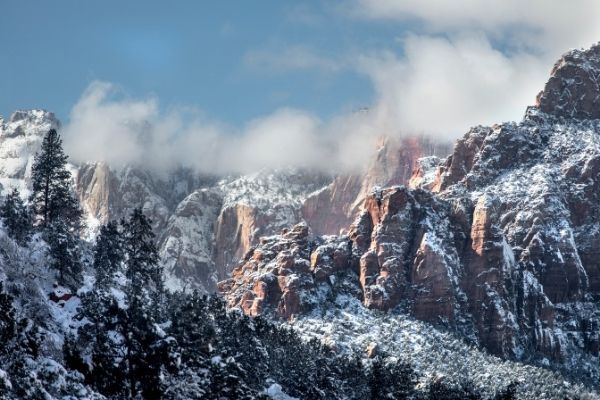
top-left (357, 34), bottom-right (547, 138)
top-left (351, 0), bottom-right (600, 56)
top-left (344, 0), bottom-right (600, 137)
top-left (63, 81), bottom-right (373, 174)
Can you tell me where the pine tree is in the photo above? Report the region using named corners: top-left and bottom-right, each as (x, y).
top-left (120, 207), bottom-right (167, 398)
top-left (0, 188), bottom-right (33, 245)
top-left (30, 128), bottom-right (81, 228)
top-left (369, 358), bottom-right (416, 400)
top-left (30, 129), bottom-right (83, 288)
top-left (46, 220), bottom-right (83, 288)
top-left (122, 208), bottom-right (162, 310)
top-left (0, 282), bottom-right (17, 351)
top-left (93, 221), bottom-right (123, 290)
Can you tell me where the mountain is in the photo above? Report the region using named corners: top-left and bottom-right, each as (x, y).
top-left (4, 41), bottom-right (600, 400)
top-left (219, 44), bottom-right (600, 391)
top-left (0, 111), bottom-right (446, 294)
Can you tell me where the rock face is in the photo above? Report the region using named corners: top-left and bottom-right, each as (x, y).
top-left (302, 136), bottom-right (451, 236)
top-left (220, 44), bottom-right (600, 373)
top-left (159, 189), bottom-right (222, 292)
top-left (537, 43), bottom-right (600, 119)
top-left (212, 171), bottom-right (331, 279)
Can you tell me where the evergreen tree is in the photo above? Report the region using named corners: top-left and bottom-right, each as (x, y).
top-left (0, 282), bottom-right (47, 399)
top-left (0, 188), bottom-right (33, 245)
top-left (428, 378), bottom-right (481, 400)
top-left (122, 208), bottom-right (162, 312)
top-left (46, 220), bottom-right (83, 288)
top-left (93, 221), bottom-right (123, 290)
top-left (369, 357), bottom-right (416, 400)
top-left (30, 128), bottom-right (81, 228)
top-left (168, 291), bottom-right (216, 367)
top-left (120, 207), bottom-right (168, 398)
top-left (30, 129), bottom-right (83, 288)
top-left (0, 282), bottom-right (17, 350)
top-left (75, 221), bottom-right (126, 395)
top-left (493, 382), bottom-right (518, 400)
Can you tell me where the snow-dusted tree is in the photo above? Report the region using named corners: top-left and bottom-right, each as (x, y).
top-left (0, 188), bottom-right (33, 245)
top-left (30, 129), bottom-right (83, 288)
top-left (123, 208), bottom-right (162, 311)
top-left (77, 221), bottom-right (125, 396)
top-left (369, 357), bottom-right (417, 400)
top-left (46, 220), bottom-right (83, 288)
top-left (30, 128), bottom-right (81, 228)
top-left (120, 207), bottom-right (169, 398)
top-left (93, 221), bottom-right (123, 290)
top-left (0, 282), bottom-right (17, 349)
top-left (427, 378), bottom-right (481, 400)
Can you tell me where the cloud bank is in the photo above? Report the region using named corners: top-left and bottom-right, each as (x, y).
top-left (64, 1), bottom-right (600, 174)
top-left (63, 81), bottom-right (376, 174)
top-left (349, 0), bottom-right (600, 136)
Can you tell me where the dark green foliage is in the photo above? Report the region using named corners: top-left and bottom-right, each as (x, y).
top-left (119, 208), bottom-right (168, 398)
top-left (0, 282), bottom-right (47, 398)
top-left (122, 208), bottom-right (162, 315)
top-left (79, 209), bottom-right (172, 398)
top-left (30, 129), bottom-right (83, 288)
top-left (370, 357), bottom-right (417, 399)
top-left (493, 382), bottom-right (518, 400)
top-left (0, 188), bottom-right (33, 245)
top-left (427, 378), bottom-right (481, 400)
top-left (93, 221), bottom-right (123, 290)
top-left (77, 220), bottom-right (125, 395)
top-left (30, 129), bottom-right (81, 228)
top-left (46, 220), bottom-right (83, 288)
top-left (0, 282), bottom-right (17, 350)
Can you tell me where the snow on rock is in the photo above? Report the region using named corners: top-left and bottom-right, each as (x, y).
top-left (213, 169), bottom-right (331, 280)
top-left (160, 188), bottom-right (223, 292)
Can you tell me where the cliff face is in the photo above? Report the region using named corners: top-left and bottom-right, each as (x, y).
top-left (219, 44), bottom-right (600, 375)
top-left (301, 136), bottom-right (451, 237)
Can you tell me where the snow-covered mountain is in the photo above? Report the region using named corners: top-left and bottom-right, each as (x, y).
top-left (220, 44), bottom-right (600, 393)
top-left (0, 110), bottom-right (445, 294)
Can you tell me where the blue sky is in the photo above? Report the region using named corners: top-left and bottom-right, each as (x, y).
top-left (0, 1), bottom-right (393, 124)
top-left (2, 1), bottom-right (600, 173)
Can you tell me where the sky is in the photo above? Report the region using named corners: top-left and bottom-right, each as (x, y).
top-left (2, 1), bottom-right (600, 173)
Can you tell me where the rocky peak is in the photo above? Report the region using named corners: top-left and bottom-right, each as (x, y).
top-left (3, 109), bottom-right (59, 138)
top-left (537, 43), bottom-right (600, 119)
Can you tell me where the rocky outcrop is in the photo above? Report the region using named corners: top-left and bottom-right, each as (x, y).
top-left (301, 175), bottom-right (362, 236)
top-left (77, 162), bottom-right (121, 226)
top-left (302, 136), bottom-right (451, 237)
top-left (218, 223), bottom-right (324, 319)
top-left (212, 171), bottom-right (330, 279)
top-left (537, 43), bottom-right (600, 119)
top-left (159, 189), bottom-right (222, 292)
